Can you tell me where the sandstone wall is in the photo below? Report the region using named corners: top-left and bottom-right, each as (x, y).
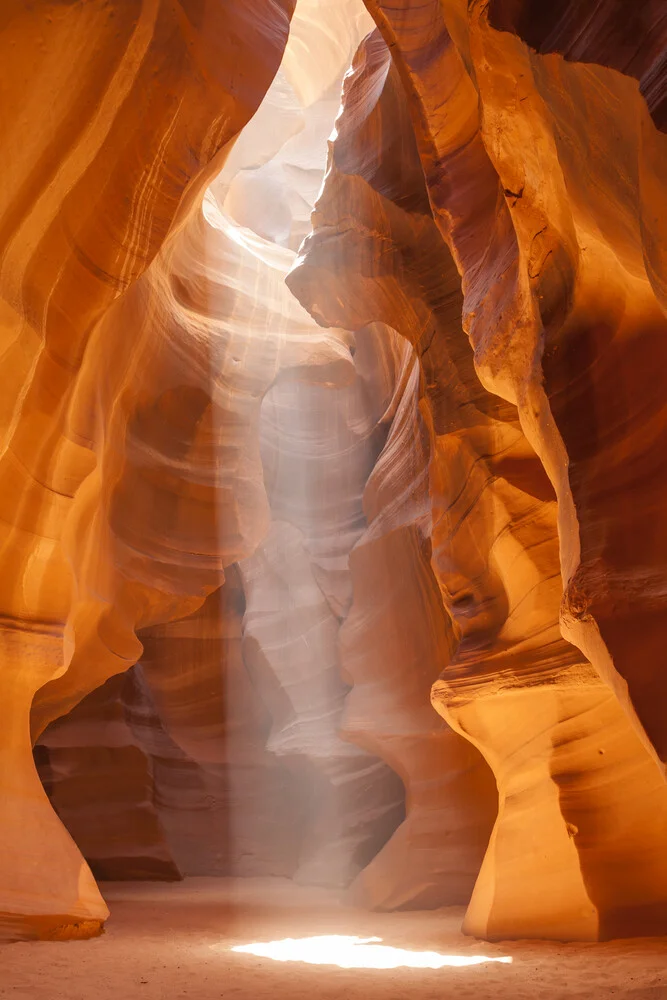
top-left (290, 4), bottom-right (667, 940)
top-left (2, 0), bottom-right (666, 945)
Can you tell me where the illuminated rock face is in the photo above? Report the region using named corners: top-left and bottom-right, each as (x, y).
top-left (4, 0), bottom-right (667, 947)
top-left (11, 0), bottom-right (396, 936)
top-left (289, 3), bottom-right (667, 941)
top-left (0, 0), bottom-right (298, 940)
top-left (288, 35), bottom-right (500, 910)
top-left (239, 365), bottom-right (407, 888)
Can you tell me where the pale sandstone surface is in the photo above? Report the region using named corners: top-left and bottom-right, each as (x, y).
top-left (2, 0), bottom-right (667, 952)
top-left (232, 15), bottom-right (406, 883)
top-left (1, 879), bottom-right (666, 1000)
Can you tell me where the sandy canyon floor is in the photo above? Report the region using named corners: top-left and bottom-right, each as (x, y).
top-left (1, 878), bottom-right (666, 1000)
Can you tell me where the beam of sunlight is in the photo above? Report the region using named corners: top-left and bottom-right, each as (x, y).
top-left (231, 935), bottom-right (513, 969)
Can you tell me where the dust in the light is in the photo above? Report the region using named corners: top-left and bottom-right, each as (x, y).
top-left (231, 935), bottom-right (513, 969)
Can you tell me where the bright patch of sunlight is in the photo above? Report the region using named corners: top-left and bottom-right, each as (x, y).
top-left (231, 935), bottom-right (513, 970)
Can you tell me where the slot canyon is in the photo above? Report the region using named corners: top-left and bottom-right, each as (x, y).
top-left (1, 1), bottom-right (667, 997)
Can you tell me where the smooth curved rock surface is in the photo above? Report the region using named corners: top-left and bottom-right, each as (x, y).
top-left (289, 32), bottom-right (500, 910)
top-left (386, 1), bottom-right (667, 940)
top-left (240, 351), bottom-right (407, 886)
top-left (341, 332), bottom-right (498, 911)
top-left (35, 670), bottom-right (183, 883)
top-left (3, 0), bottom-right (667, 948)
top-left (0, 0), bottom-right (297, 939)
top-left (29, 0), bottom-right (395, 922)
top-left (290, 6), bottom-right (667, 939)
top-left (37, 573), bottom-right (303, 882)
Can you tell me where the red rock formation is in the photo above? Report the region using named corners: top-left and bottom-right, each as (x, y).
top-left (36, 574), bottom-right (303, 882)
top-left (288, 2), bottom-right (667, 940)
top-left (4, 0), bottom-right (667, 948)
top-left (36, 671), bottom-right (183, 883)
top-left (341, 329), bottom-right (498, 911)
top-left (288, 31), bottom-right (500, 910)
top-left (370, 0), bottom-right (667, 940)
top-left (488, 0), bottom-right (667, 131)
top-left (21, 0), bottom-right (395, 933)
top-left (0, 0), bottom-right (298, 940)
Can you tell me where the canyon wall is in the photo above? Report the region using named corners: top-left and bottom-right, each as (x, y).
top-left (289, 2), bottom-right (667, 940)
top-left (0, 0), bottom-right (299, 939)
top-left (2, 0), bottom-right (667, 944)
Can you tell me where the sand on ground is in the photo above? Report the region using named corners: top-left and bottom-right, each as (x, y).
top-left (1, 878), bottom-right (666, 1000)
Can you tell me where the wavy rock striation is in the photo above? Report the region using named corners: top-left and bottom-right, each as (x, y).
top-left (0, 0), bottom-right (299, 939)
top-left (28, 0), bottom-right (399, 926)
top-left (289, 2), bottom-right (667, 940)
top-left (289, 31), bottom-right (500, 910)
top-left (3, 0), bottom-right (667, 947)
top-left (37, 573), bottom-right (302, 882)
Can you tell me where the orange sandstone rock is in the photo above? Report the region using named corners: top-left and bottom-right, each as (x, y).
top-left (291, 6), bottom-right (667, 939)
top-left (289, 30), bottom-right (499, 911)
top-left (3, 0), bottom-right (667, 948)
top-left (0, 0), bottom-right (297, 940)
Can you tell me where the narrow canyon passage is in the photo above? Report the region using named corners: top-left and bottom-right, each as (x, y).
top-left (1, 0), bottom-right (667, 997)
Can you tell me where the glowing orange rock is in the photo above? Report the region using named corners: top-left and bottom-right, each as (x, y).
top-left (291, 5), bottom-right (667, 938)
top-left (0, 0), bottom-right (295, 940)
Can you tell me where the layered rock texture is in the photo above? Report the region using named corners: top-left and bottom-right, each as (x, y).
top-left (289, 2), bottom-right (667, 941)
top-left (2, 0), bottom-right (666, 945)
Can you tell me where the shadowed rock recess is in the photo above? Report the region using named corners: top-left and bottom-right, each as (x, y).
top-left (0, 0), bottom-right (665, 944)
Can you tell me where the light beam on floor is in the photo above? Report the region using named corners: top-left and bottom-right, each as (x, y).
top-left (231, 935), bottom-right (513, 969)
